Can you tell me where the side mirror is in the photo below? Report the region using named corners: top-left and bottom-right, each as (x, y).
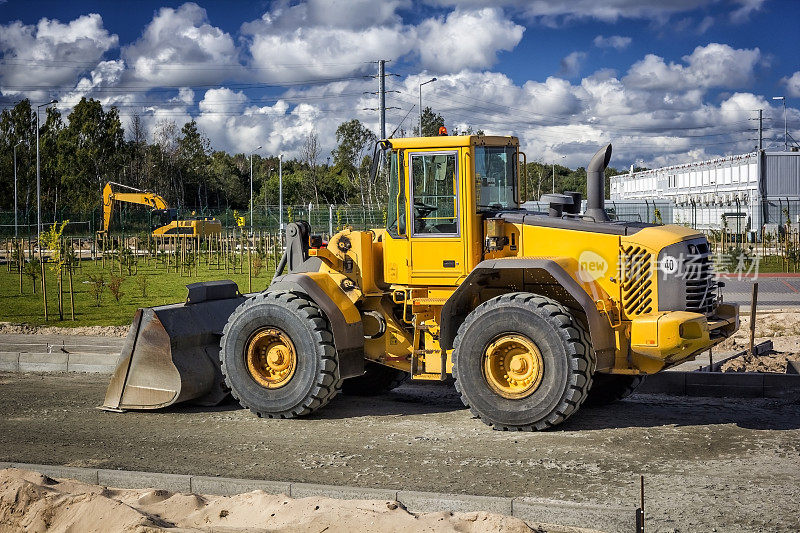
top-left (369, 140), bottom-right (393, 184)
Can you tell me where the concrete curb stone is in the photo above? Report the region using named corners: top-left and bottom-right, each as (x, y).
top-left (97, 468), bottom-right (192, 493)
top-left (0, 352), bottom-right (19, 372)
top-left (191, 475), bottom-right (291, 496)
top-left (18, 352), bottom-right (67, 372)
top-left (642, 371), bottom-right (800, 398)
top-left (0, 462), bottom-right (641, 531)
top-left (512, 496), bottom-right (633, 532)
top-left (12, 462), bottom-right (99, 484)
top-left (291, 482), bottom-right (397, 501)
top-left (397, 489), bottom-right (512, 516)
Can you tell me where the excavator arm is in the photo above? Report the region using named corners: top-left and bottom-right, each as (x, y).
top-left (102, 182), bottom-right (169, 233)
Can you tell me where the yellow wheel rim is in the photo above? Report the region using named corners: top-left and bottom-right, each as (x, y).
top-left (246, 328), bottom-right (297, 389)
top-left (483, 334), bottom-right (544, 399)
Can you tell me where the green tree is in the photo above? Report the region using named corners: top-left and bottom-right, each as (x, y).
top-left (59, 97), bottom-right (124, 211)
top-left (331, 119), bottom-right (377, 206)
top-left (177, 120), bottom-right (212, 210)
top-left (415, 107), bottom-right (446, 137)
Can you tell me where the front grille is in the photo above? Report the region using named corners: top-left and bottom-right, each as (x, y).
top-left (684, 241), bottom-right (717, 315)
top-left (621, 245), bottom-right (653, 316)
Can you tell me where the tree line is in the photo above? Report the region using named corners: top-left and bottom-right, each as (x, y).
top-left (0, 98), bottom-right (620, 221)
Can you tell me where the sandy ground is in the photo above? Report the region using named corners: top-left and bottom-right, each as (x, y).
top-left (715, 310), bottom-right (800, 372)
top-left (0, 468), bottom-right (566, 533)
top-left (0, 372), bottom-right (798, 533)
top-left (0, 322), bottom-right (128, 337)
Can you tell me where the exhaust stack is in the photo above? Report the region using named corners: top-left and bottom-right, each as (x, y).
top-left (585, 144), bottom-right (612, 223)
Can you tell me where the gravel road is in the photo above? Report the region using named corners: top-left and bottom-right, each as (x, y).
top-left (1, 372), bottom-right (798, 532)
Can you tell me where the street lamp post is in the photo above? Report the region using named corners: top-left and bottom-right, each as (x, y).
top-left (552, 155), bottom-right (566, 193)
top-left (278, 154), bottom-right (284, 233)
top-left (772, 96), bottom-right (787, 151)
top-left (418, 78), bottom-right (437, 136)
top-left (13, 141), bottom-right (22, 238)
top-left (249, 146), bottom-right (262, 231)
top-left (35, 99), bottom-right (57, 236)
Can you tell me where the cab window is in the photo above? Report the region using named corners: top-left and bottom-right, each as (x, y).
top-left (386, 150), bottom-right (406, 237)
top-left (475, 146), bottom-right (517, 211)
top-left (410, 151), bottom-right (458, 236)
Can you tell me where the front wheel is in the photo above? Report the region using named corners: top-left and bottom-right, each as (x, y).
top-left (452, 293), bottom-right (595, 431)
top-left (219, 291), bottom-right (341, 418)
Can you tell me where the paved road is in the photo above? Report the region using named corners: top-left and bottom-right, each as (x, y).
top-left (720, 277), bottom-right (800, 308)
top-left (1, 372), bottom-right (798, 532)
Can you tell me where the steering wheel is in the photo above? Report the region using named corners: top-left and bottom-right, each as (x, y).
top-left (413, 201), bottom-right (438, 216)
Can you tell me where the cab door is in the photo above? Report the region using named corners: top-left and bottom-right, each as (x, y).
top-left (407, 149), bottom-right (466, 285)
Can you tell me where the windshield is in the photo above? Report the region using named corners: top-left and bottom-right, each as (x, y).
top-left (474, 145), bottom-right (517, 211)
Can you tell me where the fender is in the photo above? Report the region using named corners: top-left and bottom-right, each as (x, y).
top-left (269, 273), bottom-right (365, 378)
top-left (440, 258), bottom-right (616, 370)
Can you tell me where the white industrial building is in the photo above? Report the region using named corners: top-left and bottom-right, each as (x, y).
top-left (609, 150), bottom-right (800, 234)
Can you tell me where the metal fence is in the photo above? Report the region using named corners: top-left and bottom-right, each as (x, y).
top-left (0, 205), bottom-right (387, 237)
top-left (7, 199), bottom-right (800, 241)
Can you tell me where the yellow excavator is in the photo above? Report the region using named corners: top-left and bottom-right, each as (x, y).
top-left (100, 182), bottom-right (221, 237)
top-left (102, 136), bottom-right (738, 431)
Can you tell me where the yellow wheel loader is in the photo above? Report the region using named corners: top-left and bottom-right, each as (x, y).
top-left (102, 136), bottom-right (739, 430)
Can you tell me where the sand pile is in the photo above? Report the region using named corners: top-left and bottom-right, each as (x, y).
top-left (720, 351), bottom-right (799, 373)
top-left (710, 310), bottom-right (800, 372)
top-left (0, 468), bottom-right (581, 533)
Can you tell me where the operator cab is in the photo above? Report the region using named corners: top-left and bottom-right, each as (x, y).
top-left (378, 135), bottom-right (523, 286)
top-left (150, 208), bottom-right (178, 231)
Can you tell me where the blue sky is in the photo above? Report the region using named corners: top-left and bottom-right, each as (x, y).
top-left (1, 0), bottom-right (798, 169)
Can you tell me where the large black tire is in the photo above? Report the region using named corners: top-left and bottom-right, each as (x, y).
top-left (341, 362), bottom-right (409, 396)
top-left (452, 292), bottom-right (595, 431)
top-left (219, 291), bottom-right (341, 418)
top-left (584, 374), bottom-right (645, 406)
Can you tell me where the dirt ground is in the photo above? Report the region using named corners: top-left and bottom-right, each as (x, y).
top-left (715, 309), bottom-right (800, 372)
top-left (0, 468), bottom-right (555, 533)
top-left (0, 322), bottom-right (128, 337)
top-left (0, 372), bottom-right (798, 533)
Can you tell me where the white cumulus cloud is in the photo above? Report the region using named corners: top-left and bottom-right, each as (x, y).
top-left (593, 35), bottom-right (632, 50)
top-left (415, 8), bottom-right (524, 72)
top-left (784, 72), bottom-right (800, 98)
top-left (624, 43), bottom-right (761, 90)
top-left (122, 3), bottom-right (240, 87)
top-left (0, 14), bottom-right (118, 95)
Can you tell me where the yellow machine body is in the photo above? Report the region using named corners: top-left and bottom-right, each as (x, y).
top-left (290, 135), bottom-right (738, 379)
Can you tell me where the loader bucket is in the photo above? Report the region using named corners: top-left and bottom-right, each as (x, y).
top-left (101, 280), bottom-right (246, 411)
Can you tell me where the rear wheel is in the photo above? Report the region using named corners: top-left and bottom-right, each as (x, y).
top-left (219, 291), bottom-right (341, 418)
top-left (452, 293), bottom-right (595, 431)
top-left (341, 362), bottom-right (408, 396)
top-left (584, 374), bottom-right (645, 406)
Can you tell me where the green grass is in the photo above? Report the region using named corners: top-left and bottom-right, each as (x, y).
top-left (0, 255), bottom-right (274, 327)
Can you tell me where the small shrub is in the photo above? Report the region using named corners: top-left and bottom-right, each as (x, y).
top-left (87, 274), bottom-right (106, 306)
top-left (109, 274), bottom-right (125, 302)
top-left (23, 258), bottom-right (41, 293)
top-left (252, 255), bottom-right (264, 278)
top-left (134, 274), bottom-right (149, 298)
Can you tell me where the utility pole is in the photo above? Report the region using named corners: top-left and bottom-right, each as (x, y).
top-left (379, 60), bottom-right (386, 140)
top-left (35, 99), bottom-right (57, 236)
top-left (278, 154), bottom-right (283, 233)
top-left (249, 146), bottom-right (262, 232)
top-left (758, 109), bottom-right (763, 150)
top-left (13, 141), bottom-right (22, 238)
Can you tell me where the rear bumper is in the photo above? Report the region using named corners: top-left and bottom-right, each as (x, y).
top-left (629, 303), bottom-right (739, 367)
